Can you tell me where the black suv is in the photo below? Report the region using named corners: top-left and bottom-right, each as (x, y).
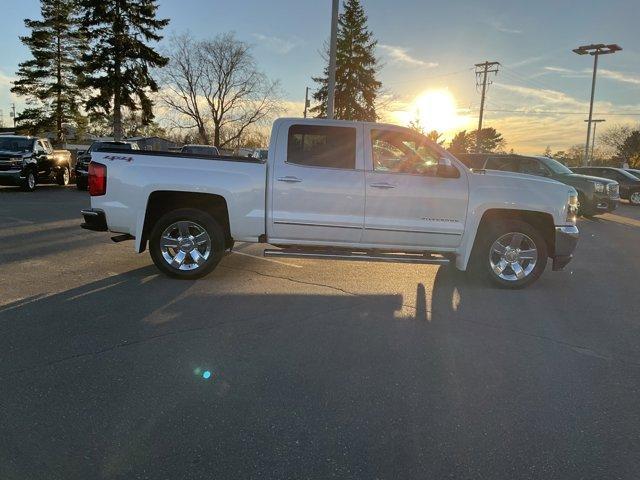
top-left (572, 166), bottom-right (640, 206)
top-left (0, 136), bottom-right (72, 191)
top-left (457, 154), bottom-right (620, 216)
top-left (76, 141), bottom-right (139, 190)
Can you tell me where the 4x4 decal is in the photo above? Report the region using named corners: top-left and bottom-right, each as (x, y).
top-left (103, 155), bottom-right (134, 162)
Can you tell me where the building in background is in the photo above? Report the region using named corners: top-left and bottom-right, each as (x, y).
top-left (127, 136), bottom-right (177, 151)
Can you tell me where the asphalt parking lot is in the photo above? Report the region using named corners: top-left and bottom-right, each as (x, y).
top-left (1, 185), bottom-right (639, 479)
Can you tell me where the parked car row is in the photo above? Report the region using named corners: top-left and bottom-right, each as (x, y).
top-left (457, 153), bottom-right (640, 215)
top-left (572, 166), bottom-right (640, 206)
top-left (0, 136), bottom-right (73, 191)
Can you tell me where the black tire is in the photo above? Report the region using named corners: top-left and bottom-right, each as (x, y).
top-left (149, 208), bottom-right (225, 279)
top-left (20, 169), bottom-right (37, 192)
top-left (76, 177), bottom-right (88, 191)
top-left (56, 166), bottom-right (70, 186)
top-left (628, 190), bottom-right (640, 206)
top-left (577, 192), bottom-right (594, 217)
top-left (472, 219), bottom-right (548, 289)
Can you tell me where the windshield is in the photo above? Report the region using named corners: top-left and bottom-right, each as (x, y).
top-left (627, 169), bottom-right (640, 179)
top-left (0, 137), bottom-right (34, 152)
top-left (541, 157), bottom-right (573, 175)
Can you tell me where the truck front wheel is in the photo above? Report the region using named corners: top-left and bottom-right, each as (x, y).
top-left (20, 169), bottom-right (37, 192)
top-left (149, 208), bottom-right (225, 279)
top-left (475, 220), bottom-right (548, 289)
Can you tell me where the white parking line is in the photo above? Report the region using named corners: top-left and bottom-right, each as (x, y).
top-left (231, 250), bottom-right (302, 268)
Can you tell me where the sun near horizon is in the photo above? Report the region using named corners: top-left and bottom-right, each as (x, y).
top-left (393, 89), bottom-right (474, 142)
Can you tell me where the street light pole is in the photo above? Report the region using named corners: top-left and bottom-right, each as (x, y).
top-left (573, 43), bottom-right (622, 166)
top-left (327, 0), bottom-right (339, 119)
top-left (585, 119), bottom-right (605, 164)
top-left (584, 53), bottom-right (598, 165)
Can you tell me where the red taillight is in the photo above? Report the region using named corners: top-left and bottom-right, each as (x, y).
top-left (89, 162), bottom-right (107, 196)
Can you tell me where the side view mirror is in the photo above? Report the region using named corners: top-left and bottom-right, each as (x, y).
top-left (437, 157), bottom-right (460, 178)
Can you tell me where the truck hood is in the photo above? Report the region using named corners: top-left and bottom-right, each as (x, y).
top-left (479, 168), bottom-right (566, 187)
top-left (559, 173), bottom-right (616, 184)
top-left (0, 150), bottom-right (28, 158)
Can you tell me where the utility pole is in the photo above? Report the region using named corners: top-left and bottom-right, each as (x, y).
top-left (327, 0), bottom-right (339, 119)
top-left (10, 103), bottom-right (16, 128)
top-left (474, 61), bottom-right (500, 153)
top-left (585, 119), bottom-right (605, 164)
top-left (303, 87), bottom-right (310, 118)
top-left (573, 44), bottom-right (622, 165)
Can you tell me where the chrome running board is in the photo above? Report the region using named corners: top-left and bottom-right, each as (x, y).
top-left (263, 248), bottom-right (450, 265)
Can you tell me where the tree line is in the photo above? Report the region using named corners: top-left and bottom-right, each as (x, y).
top-left (11, 0), bottom-right (283, 147)
top-left (13, 0), bottom-right (638, 166)
top-left (10, 0), bottom-right (508, 152)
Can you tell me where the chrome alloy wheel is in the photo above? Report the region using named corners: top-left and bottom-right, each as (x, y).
top-left (489, 232), bottom-right (538, 282)
top-left (630, 191), bottom-right (640, 205)
top-left (28, 172), bottom-right (36, 190)
top-left (62, 168), bottom-right (70, 185)
top-left (160, 221), bottom-right (212, 271)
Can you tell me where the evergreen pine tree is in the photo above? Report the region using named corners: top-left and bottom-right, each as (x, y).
top-left (11, 0), bottom-right (84, 142)
top-left (311, 0), bottom-right (381, 121)
top-left (77, 0), bottom-right (169, 140)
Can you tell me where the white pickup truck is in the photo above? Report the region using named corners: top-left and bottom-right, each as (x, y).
top-left (81, 118), bottom-right (579, 288)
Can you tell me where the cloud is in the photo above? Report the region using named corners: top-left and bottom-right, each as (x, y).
top-left (378, 44), bottom-right (438, 68)
top-left (0, 70), bottom-right (19, 122)
top-left (508, 56), bottom-right (545, 68)
top-left (543, 65), bottom-right (640, 86)
top-left (544, 66), bottom-right (574, 74)
top-left (493, 82), bottom-right (586, 109)
top-left (598, 69), bottom-right (640, 86)
top-left (251, 33), bottom-right (302, 54)
top-left (485, 19), bottom-right (522, 34)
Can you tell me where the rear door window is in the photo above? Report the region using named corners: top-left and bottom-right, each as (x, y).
top-left (287, 125), bottom-right (356, 169)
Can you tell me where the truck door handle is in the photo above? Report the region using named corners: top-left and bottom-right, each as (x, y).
top-left (370, 182), bottom-right (396, 189)
top-left (277, 176), bottom-right (303, 183)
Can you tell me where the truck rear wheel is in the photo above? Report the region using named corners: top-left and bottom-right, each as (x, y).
top-left (149, 208), bottom-right (225, 279)
top-left (474, 219), bottom-right (548, 289)
top-left (57, 166), bottom-right (70, 186)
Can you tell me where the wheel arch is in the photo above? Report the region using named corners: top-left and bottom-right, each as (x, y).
top-left (474, 208), bottom-right (556, 255)
top-left (139, 191), bottom-right (232, 253)
top-left (457, 208), bottom-right (556, 270)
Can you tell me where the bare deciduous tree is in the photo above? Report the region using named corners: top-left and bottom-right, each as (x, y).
top-left (160, 33), bottom-right (210, 144)
top-left (160, 32), bottom-right (281, 148)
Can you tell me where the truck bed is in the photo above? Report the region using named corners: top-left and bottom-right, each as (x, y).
top-left (97, 148), bottom-right (265, 164)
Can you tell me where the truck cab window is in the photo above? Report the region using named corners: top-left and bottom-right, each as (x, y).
top-left (287, 125), bottom-right (356, 169)
top-left (485, 157), bottom-right (518, 172)
top-left (371, 129), bottom-right (439, 175)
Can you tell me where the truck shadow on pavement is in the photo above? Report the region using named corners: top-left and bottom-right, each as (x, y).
top-left (1, 262), bottom-right (636, 479)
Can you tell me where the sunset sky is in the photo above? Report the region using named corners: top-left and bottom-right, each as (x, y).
top-left (1, 0), bottom-right (639, 154)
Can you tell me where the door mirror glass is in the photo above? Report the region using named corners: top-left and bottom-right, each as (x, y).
top-left (437, 157), bottom-right (460, 178)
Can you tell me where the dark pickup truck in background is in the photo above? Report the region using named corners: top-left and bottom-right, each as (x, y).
top-left (75, 141), bottom-right (139, 190)
top-left (0, 136), bottom-right (72, 191)
top-left (572, 166), bottom-right (640, 206)
top-left (457, 153), bottom-right (620, 216)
